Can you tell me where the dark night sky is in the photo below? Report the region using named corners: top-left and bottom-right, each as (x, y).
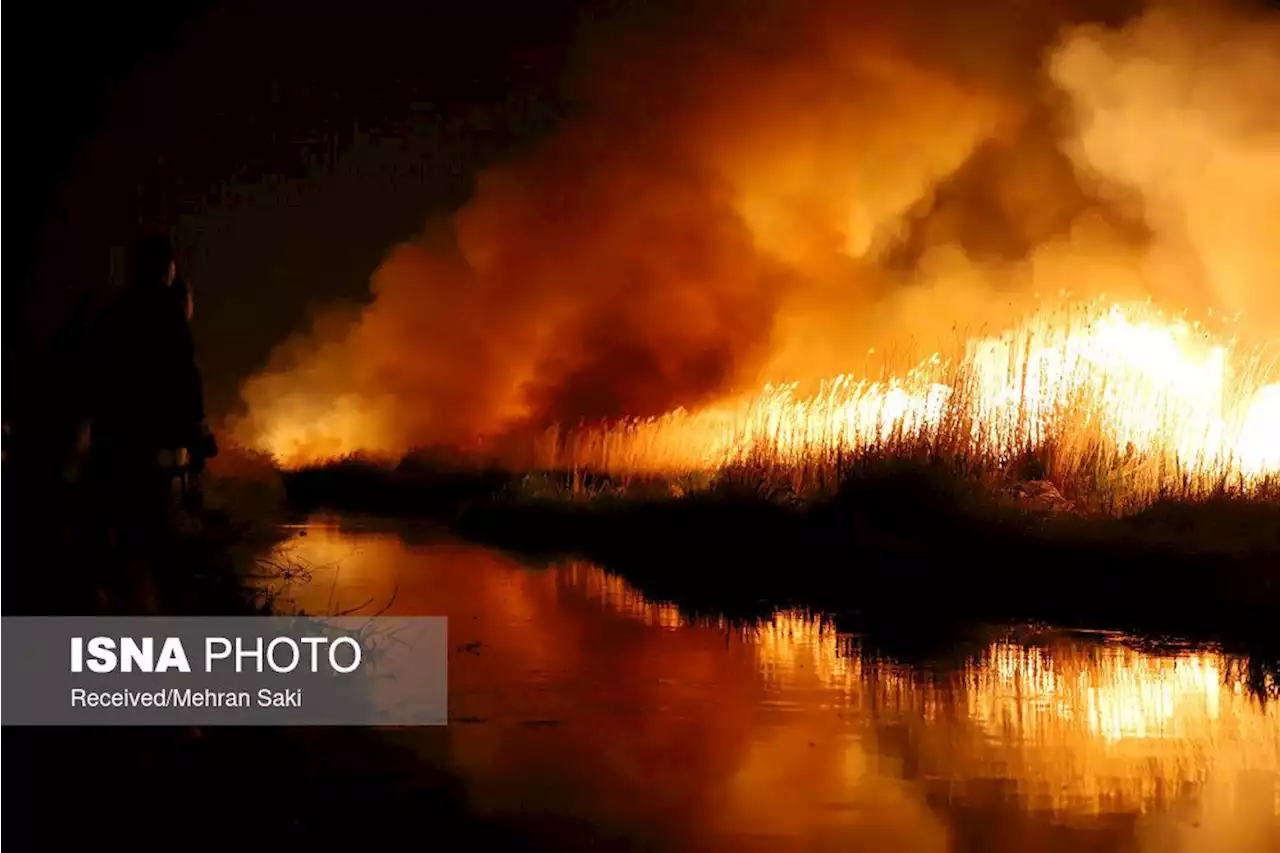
top-left (8, 0), bottom-right (590, 418)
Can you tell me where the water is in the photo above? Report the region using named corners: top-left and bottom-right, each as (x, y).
top-left (261, 515), bottom-right (1280, 852)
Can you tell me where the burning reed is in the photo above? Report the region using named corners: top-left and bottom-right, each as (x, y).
top-left (524, 300), bottom-right (1280, 513)
top-left (251, 298), bottom-right (1280, 519)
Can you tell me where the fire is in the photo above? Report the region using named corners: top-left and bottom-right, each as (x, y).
top-left (1238, 384), bottom-right (1280, 476)
top-left (966, 304), bottom-right (1229, 462)
top-left (537, 299), bottom-right (1278, 484)
top-left (243, 297), bottom-right (1278, 505)
top-left (248, 393), bottom-right (395, 469)
top-left (226, 2), bottom-right (1280, 506)
top-left (196, 0), bottom-right (1280, 525)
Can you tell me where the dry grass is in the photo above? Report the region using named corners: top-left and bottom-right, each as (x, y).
top-left (261, 302), bottom-right (1278, 518)
top-left (513, 307), bottom-right (1279, 516)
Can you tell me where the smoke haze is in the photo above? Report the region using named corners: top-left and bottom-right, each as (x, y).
top-left (231, 0), bottom-right (1280, 461)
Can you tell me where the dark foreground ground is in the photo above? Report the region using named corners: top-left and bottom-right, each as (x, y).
top-left (13, 723), bottom-right (655, 849)
top-left (0, 463), bottom-right (607, 850)
top-left (281, 455), bottom-right (1280, 666)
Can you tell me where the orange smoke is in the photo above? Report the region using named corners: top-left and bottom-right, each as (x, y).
top-left (230, 0), bottom-right (1280, 472)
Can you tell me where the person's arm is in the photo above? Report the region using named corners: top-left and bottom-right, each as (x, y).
top-left (175, 317), bottom-right (216, 462)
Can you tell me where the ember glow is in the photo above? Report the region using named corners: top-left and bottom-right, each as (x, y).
top-left (229, 0), bottom-right (1280, 504)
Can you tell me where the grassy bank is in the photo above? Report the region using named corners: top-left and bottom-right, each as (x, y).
top-left (460, 483), bottom-right (1280, 641)
top-left (275, 448), bottom-right (1280, 652)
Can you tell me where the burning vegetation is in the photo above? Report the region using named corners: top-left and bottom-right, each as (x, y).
top-left (227, 0), bottom-right (1280, 513)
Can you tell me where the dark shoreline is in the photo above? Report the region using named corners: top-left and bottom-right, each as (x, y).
top-left (454, 498), bottom-right (1280, 652)
top-left (278, 459), bottom-right (1280, 661)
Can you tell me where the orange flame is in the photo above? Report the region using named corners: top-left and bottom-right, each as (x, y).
top-left (247, 298), bottom-right (1278, 497)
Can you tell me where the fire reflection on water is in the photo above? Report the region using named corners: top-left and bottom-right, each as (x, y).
top-left (954, 642), bottom-right (1277, 815)
top-left (560, 561), bottom-right (694, 632)
top-left (265, 529), bottom-right (1278, 848)
top-left (561, 560), bottom-right (1279, 820)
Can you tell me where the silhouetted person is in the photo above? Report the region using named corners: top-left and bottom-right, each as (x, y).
top-left (85, 234), bottom-right (211, 607)
top-left (169, 275), bottom-right (217, 509)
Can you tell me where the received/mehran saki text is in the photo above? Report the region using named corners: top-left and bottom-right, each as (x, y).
top-left (70, 688), bottom-right (303, 708)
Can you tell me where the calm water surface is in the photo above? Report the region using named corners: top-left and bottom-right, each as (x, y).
top-left (263, 515), bottom-right (1280, 853)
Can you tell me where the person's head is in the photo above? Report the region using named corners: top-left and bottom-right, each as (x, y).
top-left (131, 233), bottom-right (177, 290)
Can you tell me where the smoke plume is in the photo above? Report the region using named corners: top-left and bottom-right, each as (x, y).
top-left (1049, 1), bottom-right (1280, 338)
top-left (231, 0), bottom-right (1280, 462)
